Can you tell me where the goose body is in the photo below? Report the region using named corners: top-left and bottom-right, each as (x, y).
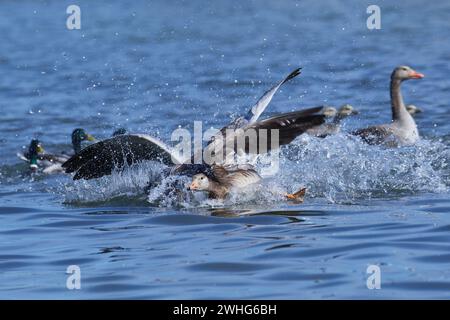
top-left (188, 164), bottom-right (307, 201)
top-left (306, 104), bottom-right (358, 137)
top-left (353, 66), bottom-right (424, 146)
top-left (188, 164), bottom-right (261, 199)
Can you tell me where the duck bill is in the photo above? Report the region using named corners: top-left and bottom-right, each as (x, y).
top-left (36, 145), bottom-right (45, 153)
top-left (86, 134), bottom-right (95, 141)
top-left (410, 72), bottom-right (424, 79)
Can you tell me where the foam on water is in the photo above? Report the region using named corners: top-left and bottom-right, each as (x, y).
top-left (57, 134), bottom-right (449, 207)
top-left (277, 134), bottom-right (450, 202)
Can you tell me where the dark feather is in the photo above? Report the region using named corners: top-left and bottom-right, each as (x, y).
top-left (352, 126), bottom-right (394, 145)
top-left (62, 134), bottom-right (179, 180)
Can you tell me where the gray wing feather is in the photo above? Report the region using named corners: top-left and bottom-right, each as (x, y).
top-left (244, 68), bottom-right (302, 124)
top-left (204, 107), bottom-right (325, 161)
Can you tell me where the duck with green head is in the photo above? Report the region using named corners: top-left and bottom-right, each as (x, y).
top-left (71, 128), bottom-right (95, 154)
top-left (17, 128), bottom-right (95, 174)
top-left (27, 139), bottom-right (45, 171)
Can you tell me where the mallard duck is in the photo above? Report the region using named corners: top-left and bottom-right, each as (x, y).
top-left (188, 164), bottom-right (306, 202)
top-left (63, 68), bottom-right (326, 181)
top-left (352, 66), bottom-right (424, 146)
top-left (16, 139), bottom-right (68, 173)
top-left (70, 128), bottom-right (95, 154)
top-left (18, 139), bottom-right (45, 171)
top-left (306, 104), bottom-right (358, 137)
top-left (17, 128), bottom-right (95, 174)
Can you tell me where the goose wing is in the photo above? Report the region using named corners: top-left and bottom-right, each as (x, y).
top-left (205, 67), bottom-right (303, 148)
top-left (204, 107), bottom-right (325, 161)
top-left (352, 125), bottom-right (394, 145)
top-left (244, 68), bottom-right (302, 124)
top-left (249, 107), bottom-right (326, 146)
top-left (212, 164), bottom-right (261, 188)
top-left (62, 134), bottom-right (182, 180)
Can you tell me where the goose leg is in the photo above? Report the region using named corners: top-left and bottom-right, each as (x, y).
top-left (285, 187), bottom-right (307, 203)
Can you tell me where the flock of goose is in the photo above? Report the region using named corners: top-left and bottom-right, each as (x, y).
top-left (19, 65), bottom-right (424, 201)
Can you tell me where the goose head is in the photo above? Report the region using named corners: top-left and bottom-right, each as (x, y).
top-left (391, 66), bottom-right (424, 81)
top-left (406, 104), bottom-right (423, 115)
top-left (188, 173), bottom-right (211, 191)
top-left (338, 104), bottom-right (359, 117)
top-left (322, 107), bottom-right (337, 118)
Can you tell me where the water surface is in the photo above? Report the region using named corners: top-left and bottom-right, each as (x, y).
top-left (0, 0), bottom-right (449, 299)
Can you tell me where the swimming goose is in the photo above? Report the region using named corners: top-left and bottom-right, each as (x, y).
top-left (63, 68), bottom-right (325, 180)
top-left (306, 104), bottom-right (358, 137)
top-left (188, 164), bottom-right (306, 202)
top-left (188, 164), bottom-right (261, 199)
top-left (352, 66), bottom-right (424, 146)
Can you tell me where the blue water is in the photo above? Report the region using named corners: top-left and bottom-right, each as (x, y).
top-left (1, 0), bottom-right (450, 299)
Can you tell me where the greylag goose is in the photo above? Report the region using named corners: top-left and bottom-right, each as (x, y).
top-left (352, 66), bottom-right (424, 146)
top-left (62, 68), bottom-right (326, 180)
top-left (306, 104), bottom-right (358, 137)
top-left (188, 164), bottom-right (306, 201)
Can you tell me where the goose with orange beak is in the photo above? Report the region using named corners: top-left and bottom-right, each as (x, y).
top-left (188, 164), bottom-right (306, 202)
top-left (353, 66), bottom-right (424, 146)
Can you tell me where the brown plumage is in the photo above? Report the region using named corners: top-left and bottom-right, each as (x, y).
top-left (188, 164), bottom-right (307, 201)
top-left (188, 164), bottom-right (261, 199)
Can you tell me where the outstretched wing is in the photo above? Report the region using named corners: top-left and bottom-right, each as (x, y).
top-left (207, 67), bottom-right (303, 144)
top-left (204, 107), bottom-right (325, 161)
top-left (249, 107), bottom-right (326, 146)
top-left (62, 134), bottom-right (182, 180)
top-left (244, 68), bottom-right (302, 124)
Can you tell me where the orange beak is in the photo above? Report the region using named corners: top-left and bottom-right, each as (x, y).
top-left (410, 71), bottom-right (424, 79)
top-left (188, 182), bottom-right (198, 190)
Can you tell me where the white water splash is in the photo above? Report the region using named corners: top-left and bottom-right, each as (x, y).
top-left (60, 134), bottom-right (449, 206)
